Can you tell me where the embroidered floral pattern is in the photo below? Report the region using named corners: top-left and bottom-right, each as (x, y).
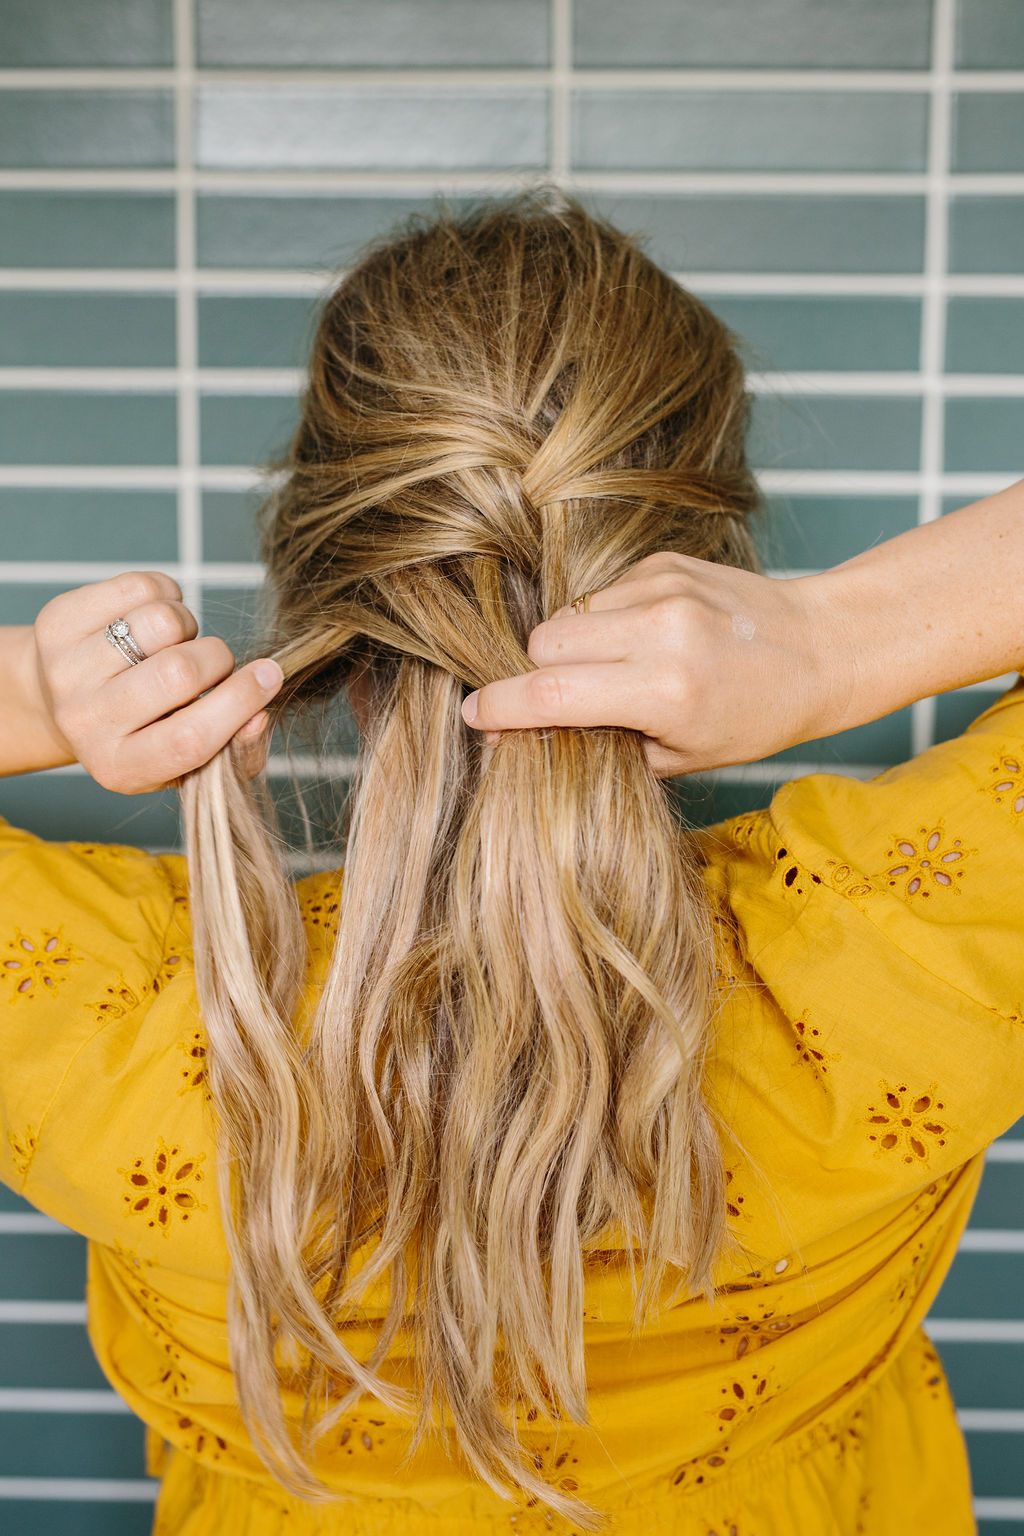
top-left (120, 1139), bottom-right (206, 1233)
top-left (867, 1084), bottom-right (952, 1164)
top-left (89, 980), bottom-right (145, 1021)
top-left (823, 859), bottom-right (875, 899)
top-left (177, 1029), bottom-right (210, 1098)
top-left (7, 1125), bottom-right (38, 1178)
top-left (772, 847), bottom-right (823, 899)
top-left (724, 1167), bottom-right (750, 1223)
top-left (982, 752), bottom-right (1024, 819)
top-left (717, 1309), bottom-right (793, 1360)
top-left (2, 928), bottom-right (77, 999)
top-left (878, 823), bottom-right (974, 898)
top-left (711, 1366), bottom-right (775, 1433)
top-left (173, 1414), bottom-right (228, 1461)
top-left (790, 1009), bottom-right (839, 1087)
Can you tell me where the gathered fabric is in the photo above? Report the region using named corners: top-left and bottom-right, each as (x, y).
top-left (3, 680), bottom-right (1024, 1533)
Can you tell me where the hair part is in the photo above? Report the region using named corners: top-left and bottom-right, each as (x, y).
top-left (180, 190), bottom-right (762, 1527)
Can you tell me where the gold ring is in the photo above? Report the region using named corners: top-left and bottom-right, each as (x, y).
top-left (570, 590), bottom-right (595, 615)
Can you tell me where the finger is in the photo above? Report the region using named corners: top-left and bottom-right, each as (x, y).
top-left (527, 607), bottom-right (633, 669)
top-left (100, 635), bottom-right (237, 732)
top-left (85, 599), bottom-right (200, 679)
top-left (548, 553), bottom-right (693, 621)
top-left (38, 571), bottom-right (184, 647)
top-left (232, 710), bottom-right (270, 780)
top-left (107, 659), bottom-right (284, 792)
top-left (462, 661), bottom-right (654, 734)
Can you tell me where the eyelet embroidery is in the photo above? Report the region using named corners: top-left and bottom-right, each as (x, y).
top-left (823, 859), bottom-right (875, 899)
top-left (7, 1125), bottom-right (38, 1179)
top-left (866, 1084), bottom-right (952, 1164)
top-left (177, 1029), bottom-right (210, 1099)
top-left (982, 752), bottom-right (1024, 819)
top-left (717, 1308), bottom-right (793, 1360)
top-left (877, 823), bottom-right (975, 898)
top-left (119, 1139), bottom-right (207, 1233)
top-left (89, 979), bottom-right (146, 1020)
top-left (790, 1008), bottom-right (840, 1087)
top-left (711, 1365), bottom-right (776, 1434)
top-left (2, 928), bottom-right (78, 999)
top-left (724, 1167), bottom-right (751, 1223)
top-left (772, 847), bottom-right (823, 899)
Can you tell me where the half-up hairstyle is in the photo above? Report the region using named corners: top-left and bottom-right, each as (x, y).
top-left (180, 190), bottom-right (762, 1528)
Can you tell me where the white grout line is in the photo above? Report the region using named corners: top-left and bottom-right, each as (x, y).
top-left (927, 1320), bottom-right (1024, 1342)
top-left (174, 0), bottom-right (202, 620)
top-left (550, 0), bottom-right (572, 183)
top-left (959, 1231), bottom-right (1024, 1253)
top-left (0, 1214), bottom-right (66, 1234)
top-left (0, 1302), bottom-right (87, 1323)
top-left (2, 67), bottom-right (1024, 91)
top-left (975, 1500), bottom-right (1024, 1520)
top-left (960, 1412), bottom-right (1024, 1432)
top-left (0, 1478), bottom-right (157, 1501)
top-left (987, 1140), bottom-right (1024, 1163)
top-left (0, 1390), bottom-right (131, 1412)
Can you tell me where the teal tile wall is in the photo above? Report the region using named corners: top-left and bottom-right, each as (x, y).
top-left (1, 0), bottom-right (1023, 1527)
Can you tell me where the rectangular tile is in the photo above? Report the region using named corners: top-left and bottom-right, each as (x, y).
top-left (199, 393), bottom-right (300, 467)
top-left (201, 490), bottom-right (264, 562)
top-left (0, 1503), bottom-right (155, 1536)
top-left (931, 1250), bottom-right (1024, 1317)
top-left (198, 295), bottom-right (317, 368)
top-left (587, 194), bottom-right (926, 273)
top-left (767, 705), bottom-right (914, 768)
top-left (946, 298), bottom-right (1024, 374)
top-left (0, 92), bottom-right (174, 171)
top-left (0, 391), bottom-right (177, 466)
top-left (0, 192), bottom-right (174, 270)
top-left (949, 198), bottom-right (1024, 275)
top-left (197, 87), bottom-right (548, 172)
top-left (945, 397), bottom-right (1024, 473)
top-left (197, 0), bottom-right (550, 66)
top-left (934, 684), bottom-right (1006, 743)
top-left (0, 0), bottom-right (172, 66)
top-left (671, 775), bottom-right (777, 829)
top-left (703, 296), bottom-right (922, 373)
top-left (964, 1429), bottom-right (1024, 1498)
top-left (197, 193), bottom-right (475, 269)
top-left (0, 490), bottom-right (178, 564)
top-left (938, 1340), bottom-right (1024, 1409)
top-left (573, 0), bottom-right (933, 67)
top-left (750, 395), bottom-right (922, 473)
top-left (0, 767), bottom-right (181, 849)
top-left (956, 0), bottom-right (1024, 67)
top-left (574, 91), bottom-right (928, 173)
top-left (0, 293), bottom-right (176, 368)
top-left (756, 496), bottom-right (919, 570)
top-left (0, 1410), bottom-right (146, 1480)
top-left (0, 1323), bottom-right (109, 1390)
top-left (201, 585), bottom-right (262, 659)
top-left (971, 1161), bottom-right (1024, 1228)
top-left (0, 1233), bottom-right (86, 1301)
top-left (953, 94), bottom-right (1024, 174)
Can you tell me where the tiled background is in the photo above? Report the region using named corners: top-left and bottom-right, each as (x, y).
top-left (0, 0), bottom-right (1023, 1529)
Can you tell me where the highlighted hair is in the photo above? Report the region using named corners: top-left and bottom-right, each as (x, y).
top-left (180, 192), bottom-right (761, 1527)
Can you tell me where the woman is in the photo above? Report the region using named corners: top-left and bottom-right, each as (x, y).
top-left (1, 193), bottom-right (1022, 1535)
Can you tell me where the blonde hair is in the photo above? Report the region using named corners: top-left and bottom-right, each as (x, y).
top-left (180, 191), bottom-right (762, 1527)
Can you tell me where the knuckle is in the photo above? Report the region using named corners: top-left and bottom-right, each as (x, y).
top-left (154, 651), bottom-right (198, 698)
top-left (146, 602), bottom-right (188, 649)
top-left (119, 571), bottom-right (163, 610)
top-left (525, 668), bottom-right (569, 719)
top-left (167, 719), bottom-right (205, 770)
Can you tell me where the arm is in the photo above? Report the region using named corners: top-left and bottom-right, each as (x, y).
top-left (462, 480), bottom-right (1024, 777)
top-left (0, 572), bottom-right (282, 789)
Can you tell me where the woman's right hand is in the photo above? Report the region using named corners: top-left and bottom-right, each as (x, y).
top-left (461, 551), bottom-right (855, 777)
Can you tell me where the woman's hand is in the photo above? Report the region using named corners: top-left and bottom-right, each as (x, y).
top-left (2, 571), bottom-right (283, 790)
top-left (461, 552), bottom-right (851, 777)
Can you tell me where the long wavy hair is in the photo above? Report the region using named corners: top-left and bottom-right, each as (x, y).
top-left (179, 191), bottom-right (762, 1527)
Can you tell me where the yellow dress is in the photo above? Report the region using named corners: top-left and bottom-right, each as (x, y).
top-left (3, 680), bottom-right (1024, 1536)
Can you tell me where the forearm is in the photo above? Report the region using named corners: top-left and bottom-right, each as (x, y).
top-left (0, 626), bottom-right (76, 776)
top-left (809, 478), bottom-right (1024, 736)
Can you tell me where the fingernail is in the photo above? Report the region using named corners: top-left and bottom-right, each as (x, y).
top-left (462, 691), bottom-right (479, 725)
top-left (253, 658), bottom-right (284, 690)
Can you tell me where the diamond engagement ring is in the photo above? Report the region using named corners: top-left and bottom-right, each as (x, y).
top-left (105, 618), bottom-right (147, 666)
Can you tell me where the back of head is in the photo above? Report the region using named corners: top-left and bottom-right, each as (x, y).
top-left (181, 191), bottom-right (761, 1528)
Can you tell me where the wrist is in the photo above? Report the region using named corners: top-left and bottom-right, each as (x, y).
top-left (0, 626), bottom-right (76, 777)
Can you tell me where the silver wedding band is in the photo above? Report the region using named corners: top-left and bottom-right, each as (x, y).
top-left (105, 618), bottom-right (147, 667)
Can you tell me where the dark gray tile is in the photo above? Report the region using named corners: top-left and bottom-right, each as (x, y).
top-left (0, 91), bottom-right (174, 170)
top-left (750, 394), bottom-right (922, 472)
top-left (767, 705), bottom-right (914, 767)
top-left (704, 295), bottom-right (921, 372)
top-left (202, 584), bottom-right (263, 658)
top-left (200, 393), bottom-right (300, 467)
top-left (201, 489), bottom-right (264, 562)
top-left (573, 0), bottom-right (933, 68)
top-left (946, 297), bottom-right (1024, 373)
top-left (0, 1409), bottom-right (146, 1479)
top-left (0, 0), bottom-right (172, 66)
top-left (197, 87), bottom-right (547, 172)
top-left (0, 292), bottom-right (176, 368)
top-left (963, 1429), bottom-right (1024, 1498)
top-left (574, 91), bottom-right (928, 172)
top-left (0, 392), bottom-right (177, 466)
top-left (0, 193), bottom-right (175, 269)
top-left (0, 1504), bottom-right (155, 1536)
top-left (0, 489), bottom-right (178, 563)
top-left (198, 295), bottom-right (318, 368)
top-left (938, 1340), bottom-right (1024, 1409)
top-left (931, 1249), bottom-right (1024, 1316)
top-left (956, 0), bottom-right (1024, 67)
top-left (953, 94), bottom-right (1024, 173)
top-left (0, 1322), bottom-right (108, 1390)
top-left (970, 1160), bottom-right (1024, 1228)
top-left (197, 193), bottom-right (474, 270)
top-left (949, 198), bottom-right (1024, 275)
top-left (197, 0), bottom-right (550, 66)
top-left (756, 495), bottom-right (919, 570)
top-left (0, 1233), bottom-right (86, 1300)
top-left (587, 194), bottom-right (926, 273)
top-left (934, 684), bottom-right (1006, 742)
top-left (945, 397), bottom-right (1024, 472)
top-left (0, 768), bottom-right (181, 848)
